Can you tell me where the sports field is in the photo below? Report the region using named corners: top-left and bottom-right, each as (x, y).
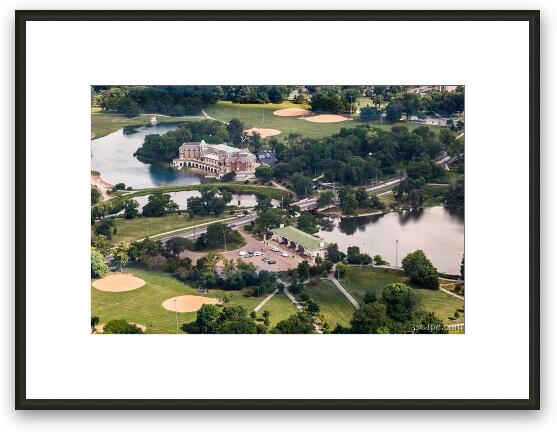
top-left (91, 267), bottom-right (262, 333)
top-left (204, 101), bottom-right (443, 139)
top-left (340, 267), bottom-right (464, 325)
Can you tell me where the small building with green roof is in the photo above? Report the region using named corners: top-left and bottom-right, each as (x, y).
top-left (271, 225), bottom-right (328, 259)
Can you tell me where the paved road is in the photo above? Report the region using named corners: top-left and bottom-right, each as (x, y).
top-left (328, 275), bottom-right (360, 309)
top-left (155, 214), bottom-right (257, 242)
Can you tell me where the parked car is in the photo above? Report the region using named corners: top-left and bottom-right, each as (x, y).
top-left (261, 257), bottom-right (270, 262)
top-left (281, 252), bottom-right (289, 257)
top-left (271, 247), bottom-right (279, 252)
top-left (267, 260), bottom-right (276, 265)
top-left (253, 251), bottom-right (263, 256)
top-left (238, 251), bottom-right (248, 256)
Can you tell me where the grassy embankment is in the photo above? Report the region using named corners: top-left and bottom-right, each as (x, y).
top-left (256, 293), bottom-right (299, 327)
top-left (205, 101), bottom-right (443, 140)
top-left (91, 267), bottom-right (261, 334)
top-left (340, 267), bottom-right (464, 327)
top-left (91, 108), bottom-right (204, 139)
top-left (303, 280), bottom-right (355, 329)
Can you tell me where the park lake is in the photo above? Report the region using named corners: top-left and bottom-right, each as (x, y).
top-left (318, 207), bottom-right (464, 275)
top-left (91, 123), bottom-right (203, 189)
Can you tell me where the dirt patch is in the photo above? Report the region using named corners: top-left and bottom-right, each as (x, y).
top-left (162, 295), bottom-right (220, 313)
top-left (244, 127), bottom-right (281, 138)
top-left (302, 114), bottom-right (353, 123)
top-left (92, 273), bottom-right (146, 292)
top-left (273, 108), bottom-right (311, 117)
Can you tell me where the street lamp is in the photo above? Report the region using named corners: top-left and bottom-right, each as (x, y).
top-left (395, 239), bottom-right (399, 269)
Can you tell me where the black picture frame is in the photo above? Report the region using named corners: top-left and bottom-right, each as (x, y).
top-left (15, 9), bottom-right (540, 410)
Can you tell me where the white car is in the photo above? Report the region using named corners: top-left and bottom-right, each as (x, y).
top-left (270, 247), bottom-right (279, 252)
top-left (253, 251), bottom-right (263, 256)
top-left (238, 251), bottom-right (248, 256)
top-left (281, 252), bottom-right (289, 257)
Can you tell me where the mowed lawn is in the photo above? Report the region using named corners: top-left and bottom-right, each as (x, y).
top-left (91, 267), bottom-right (262, 334)
top-left (205, 101), bottom-right (441, 140)
top-left (304, 280), bottom-right (356, 329)
top-left (91, 110), bottom-right (204, 139)
top-left (93, 214), bottom-right (229, 243)
top-left (341, 267), bottom-right (464, 325)
top-left (256, 293), bottom-right (298, 327)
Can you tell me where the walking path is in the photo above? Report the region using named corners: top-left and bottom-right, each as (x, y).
top-left (439, 286), bottom-right (465, 300)
top-left (202, 110), bottom-right (229, 125)
top-left (456, 132), bottom-right (464, 140)
top-left (253, 288), bottom-right (279, 312)
top-left (328, 275), bottom-right (360, 309)
top-left (279, 278), bottom-right (323, 334)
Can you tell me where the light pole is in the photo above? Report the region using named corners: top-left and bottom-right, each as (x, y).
top-left (174, 298), bottom-right (178, 334)
top-left (223, 226), bottom-right (227, 252)
top-left (395, 239), bottom-right (399, 269)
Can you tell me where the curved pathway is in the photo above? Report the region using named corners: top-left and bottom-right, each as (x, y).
top-left (328, 275), bottom-right (360, 309)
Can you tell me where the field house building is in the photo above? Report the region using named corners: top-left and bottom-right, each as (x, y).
top-left (172, 140), bottom-right (256, 177)
top-left (271, 225), bottom-right (328, 259)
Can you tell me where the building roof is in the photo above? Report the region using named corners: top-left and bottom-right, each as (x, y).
top-left (272, 225), bottom-right (326, 251)
top-left (256, 150), bottom-right (278, 166)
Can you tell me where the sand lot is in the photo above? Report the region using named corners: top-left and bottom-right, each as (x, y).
top-left (92, 273), bottom-right (146, 292)
top-left (162, 295), bottom-right (220, 313)
top-left (302, 114), bottom-right (353, 123)
top-left (94, 323), bottom-right (146, 333)
top-left (244, 127), bottom-right (281, 138)
top-left (273, 108), bottom-right (311, 117)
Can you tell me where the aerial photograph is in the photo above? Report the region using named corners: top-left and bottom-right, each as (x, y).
top-left (90, 85), bottom-right (464, 334)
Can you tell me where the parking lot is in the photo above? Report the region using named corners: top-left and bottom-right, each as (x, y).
top-left (229, 234), bottom-right (305, 272)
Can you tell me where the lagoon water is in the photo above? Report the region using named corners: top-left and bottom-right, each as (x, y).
top-left (91, 124), bottom-right (204, 188)
top-left (318, 206), bottom-right (464, 274)
top-left (133, 190), bottom-right (260, 211)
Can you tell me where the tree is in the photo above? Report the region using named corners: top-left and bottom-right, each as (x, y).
top-left (194, 222), bottom-right (242, 251)
top-left (255, 208), bottom-right (289, 232)
top-left (386, 100), bottom-right (403, 122)
top-left (443, 178), bottom-right (464, 211)
top-left (317, 190), bottom-right (335, 208)
top-left (123, 199), bottom-right (140, 219)
top-left (350, 302), bottom-right (389, 333)
top-left (255, 164), bottom-right (273, 181)
top-left (248, 131), bottom-right (263, 153)
top-left (94, 217), bottom-right (117, 239)
top-left (297, 213), bottom-right (320, 234)
top-left (373, 255), bottom-right (387, 265)
top-left (221, 171), bottom-right (236, 182)
top-left (414, 312), bottom-right (448, 334)
top-left (401, 250), bottom-right (439, 288)
top-left (369, 194), bottom-right (385, 210)
top-left (359, 106), bottom-right (381, 121)
top-left (91, 247), bottom-right (109, 278)
top-left (272, 312), bottom-right (315, 334)
top-left (297, 260), bottom-right (311, 280)
top-left (381, 283), bottom-right (419, 322)
top-left (92, 234), bottom-right (111, 257)
top-left (338, 188), bottom-right (358, 214)
top-left (196, 304), bottom-right (220, 333)
top-left (254, 196), bottom-right (273, 214)
top-left (227, 117), bottom-right (245, 146)
top-left (326, 243), bottom-right (346, 263)
top-left (164, 236), bottom-right (193, 258)
top-left (355, 187), bottom-right (370, 207)
top-left (142, 192), bottom-right (178, 217)
top-left (335, 262), bottom-right (348, 278)
top-left (291, 173), bottom-right (313, 197)
top-left (103, 319), bottom-right (143, 334)
top-left (217, 305), bottom-right (258, 334)
top-left (187, 189), bottom-right (232, 217)
top-left (91, 186), bottom-right (102, 205)
top-left (113, 242), bottom-right (130, 271)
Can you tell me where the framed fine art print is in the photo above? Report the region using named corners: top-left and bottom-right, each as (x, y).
top-left (15, 10), bottom-right (539, 409)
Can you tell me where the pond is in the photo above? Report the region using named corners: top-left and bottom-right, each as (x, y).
top-left (131, 190), bottom-right (260, 211)
top-left (91, 123), bottom-right (204, 189)
top-left (317, 206), bottom-right (464, 274)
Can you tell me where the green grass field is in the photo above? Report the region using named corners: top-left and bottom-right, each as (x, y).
top-left (304, 280), bottom-right (356, 329)
top-left (256, 293), bottom-right (298, 327)
top-left (91, 110), bottom-right (204, 139)
top-left (94, 214), bottom-right (229, 243)
top-left (341, 267), bottom-right (464, 325)
top-left (91, 267), bottom-right (262, 333)
top-left (422, 184), bottom-right (449, 207)
top-left (205, 101), bottom-right (442, 140)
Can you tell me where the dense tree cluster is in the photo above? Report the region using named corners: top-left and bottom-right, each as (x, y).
top-left (193, 222), bottom-right (243, 251)
top-left (443, 178), bottom-right (464, 210)
top-left (91, 247), bottom-right (108, 278)
top-left (135, 120), bottom-right (231, 162)
top-left (272, 125), bottom-right (449, 186)
top-left (309, 86), bottom-right (361, 113)
top-left (195, 304), bottom-right (266, 334)
top-left (186, 189), bottom-right (232, 217)
top-left (142, 192), bottom-right (179, 217)
top-left (91, 186), bottom-right (102, 205)
top-left (219, 85), bottom-right (293, 104)
top-left (103, 319), bottom-right (144, 334)
top-left (401, 250), bottom-right (440, 288)
top-left (93, 85), bottom-right (220, 117)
